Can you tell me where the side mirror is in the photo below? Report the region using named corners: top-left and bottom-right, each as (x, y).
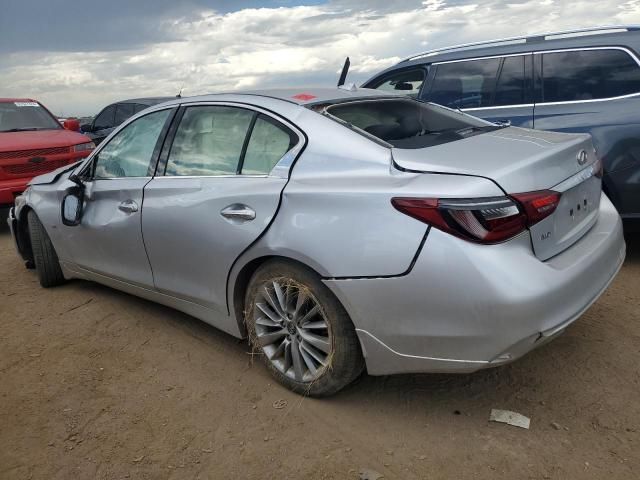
top-left (80, 123), bottom-right (94, 133)
top-left (61, 185), bottom-right (84, 226)
top-left (63, 119), bottom-right (80, 131)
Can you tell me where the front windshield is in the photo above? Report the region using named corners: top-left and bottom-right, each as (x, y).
top-left (0, 101), bottom-right (62, 133)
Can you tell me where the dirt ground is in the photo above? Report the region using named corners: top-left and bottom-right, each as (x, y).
top-left (0, 214), bottom-right (638, 480)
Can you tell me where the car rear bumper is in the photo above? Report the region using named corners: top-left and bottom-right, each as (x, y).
top-left (324, 192), bottom-right (626, 375)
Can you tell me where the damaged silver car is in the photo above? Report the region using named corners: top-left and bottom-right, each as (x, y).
top-left (8, 88), bottom-right (625, 396)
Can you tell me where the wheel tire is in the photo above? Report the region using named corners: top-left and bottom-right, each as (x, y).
top-left (27, 211), bottom-right (65, 288)
top-left (245, 259), bottom-right (364, 397)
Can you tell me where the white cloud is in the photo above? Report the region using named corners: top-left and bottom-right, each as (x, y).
top-left (1, 0), bottom-right (639, 116)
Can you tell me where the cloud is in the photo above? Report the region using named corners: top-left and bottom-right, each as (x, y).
top-left (1, 0), bottom-right (639, 115)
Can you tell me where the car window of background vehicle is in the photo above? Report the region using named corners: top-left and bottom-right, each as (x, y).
top-left (241, 115), bottom-right (296, 175)
top-left (94, 109), bottom-right (171, 178)
top-left (114, 103), bottom-right (135, 126)
top-left (165, 106), bottom-right (254, 176)
top-left (430, 58), bottom-right (501, 108)
top-left (0, 102), bottom-right (62, 132)
top-left (494, 56), bottom-right (526, 106)
top-left (541, 49), bottom-right (640, 102)
top-left (94, 105), bottom-right (116, 130)
top-left (373, 69), bottom-right (426, 97)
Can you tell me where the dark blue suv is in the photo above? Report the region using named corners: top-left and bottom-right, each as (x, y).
top-left (363, 26), bottom-right (640, 226)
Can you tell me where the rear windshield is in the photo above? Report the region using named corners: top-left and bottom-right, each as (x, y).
top-left (319, 98), bottom-right (503, 149)
top-left (0, 101), bottom-right (62, 133)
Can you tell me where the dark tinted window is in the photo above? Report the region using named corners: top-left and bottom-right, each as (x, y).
top-left (372, 69), bottom-right (426, 97)
top-left (542, 49), bottom-right (640, 102)
top-left (495, 56), bottom-right (526, 106)
top-left (325, 98), bottom-right (496, 149)
top-left (94, 105), bottom-right (116, 130)
top-left (430, 58), bottom-right (500, 108)
top-left (114, 103), bottom-right (135, 125)
top-left (166, 106), bottom-right (254, 176)
top-left (133, 103), bottom-right (148, 114)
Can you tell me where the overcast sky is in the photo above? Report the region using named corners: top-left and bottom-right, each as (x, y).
top-left (1, 0), bottom-right (639, 116)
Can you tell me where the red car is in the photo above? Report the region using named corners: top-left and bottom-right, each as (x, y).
top-left (0, 98), bottom-right (95, 206)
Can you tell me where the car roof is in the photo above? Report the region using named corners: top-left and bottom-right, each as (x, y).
top-left (116, 97), bottom-right (175, 106)
top-left (158, 87), bottom-right (401, 109)
top-left (0, 98), bottom-right (37, 103)
top-left (370, 28), bottom-right (640, 79)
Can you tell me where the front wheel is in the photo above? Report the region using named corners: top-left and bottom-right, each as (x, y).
top-left (27, 211), bottom-right (65, 288)
top-left (245, 260), bottom-right (364, 397)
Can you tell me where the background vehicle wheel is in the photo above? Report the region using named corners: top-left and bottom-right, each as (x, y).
top-left (245, 260), bottom-right (364, 397)
top-left (27, 211), bottom-right (65, 288)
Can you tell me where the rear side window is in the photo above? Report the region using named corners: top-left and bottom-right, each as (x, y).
top-left (494, 56), bottom-right (526, 106)
top-left (94, 105), bottom-right (116, 130)
top-left (542, 49), bottom-right (640, 102)
top-left (241, 115), bottom-right (296, 175)
top-left (133, 104), bottom-right (148, 114)
top-left (371, 69), bottom-right (426, 97)
top-left (166, 106), bottom-right (254, 176)
top-left (114, 103), bottom-right (135, 125)
top-left (430, 58), bottom-right (501, 108)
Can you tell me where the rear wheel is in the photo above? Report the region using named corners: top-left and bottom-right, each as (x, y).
top-left (245, 260), bottom-right (364, 397)
top-left (27, 211), bottom-right (65, 288)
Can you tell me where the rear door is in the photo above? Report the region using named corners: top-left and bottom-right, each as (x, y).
top-left (141, 103), bottom-right (303, 316)
top-left (67, 107), bottom-right (175, 286)
top-left (424, 55), bottom-right (535, 128)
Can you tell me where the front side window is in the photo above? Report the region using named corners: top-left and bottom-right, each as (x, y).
top-left (0, 101), bottom-right (61, 132)
top-left (166, 106), bottom-right (254, 176)
top-left (372, 69), bottom-right (426, 97)
top-left (542, 49), bottom-right (640, 102)
top-left (494, 56), bottom-right (526, 106)
top-left (94, 105), bottom-right (116, 130)
top-left (93, 109), bottom-right (171, 178)
top-left (430, 58), bottom-right (501, 108)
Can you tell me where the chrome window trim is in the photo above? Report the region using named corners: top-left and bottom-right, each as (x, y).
top-left (163, 101), bottom-right (306, 180)
top-left (443, 47), bottom-right (640, 111)
top-left (433, 52), bottom-right (532, 66)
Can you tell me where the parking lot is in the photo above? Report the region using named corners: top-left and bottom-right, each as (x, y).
top-left (0, 214), bottom-right (638, 479)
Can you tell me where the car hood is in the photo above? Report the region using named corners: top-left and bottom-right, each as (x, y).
top-left (29, 162), bottom-right (80, 185)
top-left (0, 129), bottom-right (91, 152)
top-left (392, 127), bottom-right (596, 193)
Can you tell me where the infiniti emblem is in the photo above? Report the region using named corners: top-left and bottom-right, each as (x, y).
top-left (576, 150), bottom-right (588, 166)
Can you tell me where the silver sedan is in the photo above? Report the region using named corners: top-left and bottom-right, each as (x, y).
top-left (8, 88), bottom-right (626, 396)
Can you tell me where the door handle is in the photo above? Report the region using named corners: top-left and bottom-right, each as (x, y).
top-left (118, 199), bottom-right (139, 214)
top-left (220, 204), bottom-right (256, 222)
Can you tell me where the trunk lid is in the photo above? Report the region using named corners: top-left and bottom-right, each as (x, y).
top-left (392, 127), bottom-right (602, 261)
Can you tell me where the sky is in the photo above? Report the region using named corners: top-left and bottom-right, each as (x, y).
top-left (1, 0), bottom-right (639, 116)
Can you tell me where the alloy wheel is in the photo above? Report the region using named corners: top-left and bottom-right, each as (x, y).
top-left (252, 278), bottom-right (332, 382)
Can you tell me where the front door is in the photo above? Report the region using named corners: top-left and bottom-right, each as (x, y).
top-left (68, 108), bottom-right (174, 286)
top-left (141, 104), bottom-right (302, 320)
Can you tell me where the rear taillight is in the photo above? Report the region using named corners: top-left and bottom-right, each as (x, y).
top-left (510, 190), bottom-right (561, 226)
top-left (392, 190), bottom-right (562, 244)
